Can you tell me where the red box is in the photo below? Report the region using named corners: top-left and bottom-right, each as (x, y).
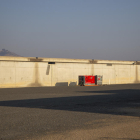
top-left (84, 75), bottom-right (95, 85)
top-left (79, 75), bottom-right (96, 86)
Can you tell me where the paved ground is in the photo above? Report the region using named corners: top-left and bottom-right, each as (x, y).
top-left (0, 84), bottom-right (140, 140)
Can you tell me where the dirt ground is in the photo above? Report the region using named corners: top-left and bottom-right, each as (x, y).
top-left (38, 117), bottom-right (140, 140)
top-left (0, 84), bottom-right (140, 140)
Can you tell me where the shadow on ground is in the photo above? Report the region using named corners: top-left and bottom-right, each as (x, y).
top-left (0, 89), bottom-right (140, 117)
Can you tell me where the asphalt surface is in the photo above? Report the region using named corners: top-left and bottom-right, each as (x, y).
top-left (0, 84), bottom-right (140, 140)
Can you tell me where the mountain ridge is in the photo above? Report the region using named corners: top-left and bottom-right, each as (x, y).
top-left (0, 49), bottom-right (20, 57)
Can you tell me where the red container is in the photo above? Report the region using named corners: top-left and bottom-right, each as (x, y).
top-left (85, 76), bottom-right (95, 85)
top-left (79, 75), bottom-right (96, 86)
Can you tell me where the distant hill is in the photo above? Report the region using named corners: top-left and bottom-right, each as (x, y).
top-left (0, 49), bottom-right (20, 57)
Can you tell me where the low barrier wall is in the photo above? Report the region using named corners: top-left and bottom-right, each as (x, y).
top-left (0, 56), bottom-right (140, 88)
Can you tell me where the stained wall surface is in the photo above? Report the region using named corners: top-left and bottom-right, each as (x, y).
top-left (0, 56), bottom-right (140, 88)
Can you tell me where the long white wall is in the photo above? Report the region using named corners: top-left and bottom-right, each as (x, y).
top-left (0, 56), bottom-right (140, 88)
top-left (52, 63), bottom-right (140, 86)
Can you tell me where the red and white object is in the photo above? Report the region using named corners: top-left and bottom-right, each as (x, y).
top-left (79, 75), bottom-right (96, 86)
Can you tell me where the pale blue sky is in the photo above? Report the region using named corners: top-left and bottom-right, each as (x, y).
top-left (0, 0), bottom-right (140, 60)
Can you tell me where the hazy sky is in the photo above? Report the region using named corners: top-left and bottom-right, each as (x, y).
top-left (0, 0), bottom-right (140, 61)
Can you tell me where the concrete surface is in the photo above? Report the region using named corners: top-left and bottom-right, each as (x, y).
top-left (0, 84), bottom-right (140, 140)
top-left (0, 56), bottom-right (140, 88)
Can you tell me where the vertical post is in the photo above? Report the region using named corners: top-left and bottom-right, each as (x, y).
top-left (51, 65), bottom-right (52, 86)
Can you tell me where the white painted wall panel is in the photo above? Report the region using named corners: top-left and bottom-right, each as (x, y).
top-left (0, 60), bottom-right (140, 88)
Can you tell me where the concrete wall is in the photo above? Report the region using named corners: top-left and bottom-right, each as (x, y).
top-left (0, 56), bottom-right (140, 88)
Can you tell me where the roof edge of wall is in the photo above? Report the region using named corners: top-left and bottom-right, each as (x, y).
top-left (0, 56), bottom-right (139, 65)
